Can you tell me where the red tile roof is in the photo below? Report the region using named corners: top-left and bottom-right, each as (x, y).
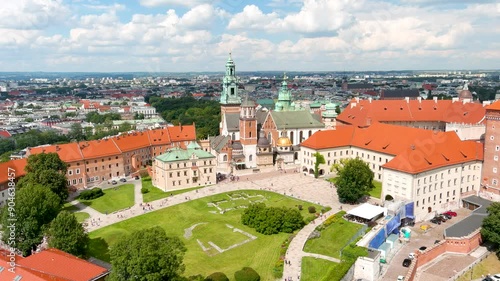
top-left (0, 130), bottom-right (11, 138)
top-left (301, 122), bottom-right (483, 173)
top-left (79, 139), bottom-right (122, 159)
top-left (0, 158), bottom-right (27, 185)
top-left (17, 248), bottom-right (108, 281)
top-left (168, 124), bottom-right (197, 142)
top-left (112, 131), bottom-right (152, 152)
top-left (486, 100), bottom-right (500, 111)
top-left (337, 99), bottom-right (486, 127)
top-left (28, 143), bottom-right (84, 163)
top-left (147, 128), bottom-right (172, 146)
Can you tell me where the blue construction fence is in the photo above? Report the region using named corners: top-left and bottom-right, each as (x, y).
top-left (368, 202), bottom-right (414, 249)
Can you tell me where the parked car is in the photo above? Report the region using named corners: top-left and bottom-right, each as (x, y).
top-left (419, 246), bottom-right (427, 252)
top-left (441, 213), bottom-right (452, 220)
top-left (120, 178), bottom-right (127, 182)
top-left (135, 176), bottom-right (140, 180)
top-left (490, 274), bottom-right (500, 281)
top-left (408, 253), bottom-right (416, 260)
top-left (397, 276), bottom-right (405, 281)
top-left (111, 180), bottom-right (117, 185)
top-left (437, 215), bottom-right (448, 222)
top-left (402, 258), bottom-right (411, 267)
top-left (443, 211), bottom-right (457, 217)
top-left (430, 217), bottom-right (441, 224)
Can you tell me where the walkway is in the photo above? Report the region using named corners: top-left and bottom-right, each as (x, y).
top-left (77, 167), bottom-right (351, 280)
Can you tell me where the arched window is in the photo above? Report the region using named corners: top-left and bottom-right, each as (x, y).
top-left (267, 132), bottom-right (272, 142)
top-left (249, 131), bottom-right (252, 138)
top-left (300, 131), bottom-right (303, 141)
top-left (249, 155), bottom-right (253, 162)
top-left (290, 132), bottom-right (294, 145)
top-left (308, 130), bottom-right (312, 137)
top-left (223, 155), bottom-right (227, 162)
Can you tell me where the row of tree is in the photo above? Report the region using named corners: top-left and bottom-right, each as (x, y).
top-left (1, 153), bottom-right (87, 257)
top-left (148, 95), bottom-right (220, 139)
top-left (241, 203), bottom-right (305, 235)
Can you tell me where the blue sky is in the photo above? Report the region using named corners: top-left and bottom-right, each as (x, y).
top-left (0, 0), bottom-right (498, 72)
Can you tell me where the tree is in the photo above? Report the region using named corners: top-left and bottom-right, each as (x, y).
top-left (1, 184), bottom-right (62, 256)
top-left (205, 272), bottom-right (229, 281)
top-left (481, 202), bottom-right (500, 257)
top-left (109, 226), bottom-right (187, 281)
top-left (313, 152), bottom-right (325, 179)
top-left (335, 105), bottom-right (341, 115)
top-left (46, 211), bottom-right (88, 257)
top-left (234, 267), bottom-right (260, 281)
top-left (68, 123), bottom-right (85, 141)
top-left (17, 153), bottom-right (69, 203)
top-left (332, 158), bottom-right (374, 204)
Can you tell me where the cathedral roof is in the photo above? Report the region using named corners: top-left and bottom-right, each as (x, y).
top-left (257, 131), bottom-right (270, 147)
top-left (277, 137), bottom-right (292, 147)
top-left (269, 110), bottom-right (325, 130)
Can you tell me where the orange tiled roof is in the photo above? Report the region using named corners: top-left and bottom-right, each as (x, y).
top-left (0, 158), bottom-right (27, 184)
top-left (28, 143), bottom-right (84, 163)
top-left (148, 128), bottom-right (172, 146)
top-left (301, 122), bottom-right (482, 173)
top-left (17, 248), bottom-right (108, 281)
top-left (384, 139), bottom-right (483, 174)
top-left (112, 131), bottom-right (152, 152)
top-left (168, 124), bottom-right (196, 142)
top-left (486, 100), bottom-right (500, 111)
top-left (337, 99), bottom-right (486, 127)
top-left (79, 139), bottom-right (122, 159)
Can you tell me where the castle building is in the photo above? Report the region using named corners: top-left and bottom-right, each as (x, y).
top-left (211, 55), bottom-right (324, 172)
top-left (300, 122), bottom-right (483, 221)
top-left (481, 100), bottom-right (500, 195)
top-left (153, 141), bottom-right (216, 191)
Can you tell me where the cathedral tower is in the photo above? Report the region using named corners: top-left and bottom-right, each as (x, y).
top-left (239, 97), bottom-right (257, 168)
top-left (219, 53), bottom-right (242, 135)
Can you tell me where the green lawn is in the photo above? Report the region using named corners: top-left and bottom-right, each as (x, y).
top-left (457, 254), bottom-right (500, 281)
top-left (79, 184), bottom-right (135, 214)
top-left (62, 202), bottom-right (79, 212)
top-left (74, 212), bottom-right (90, 223)
top-left (301, 257), bottom-right (338, 281)
top-left (142, 176), bottom-right (204, 202)
top-left (303, 212), bottom-right (364, 259)
top-left (369, 180), bottom-right (382, 199)
top-left (88, 190), bottom-right (323, 280)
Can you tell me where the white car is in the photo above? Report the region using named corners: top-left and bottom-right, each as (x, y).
top-left (397, 276), bottom-right (405, 281)
top-left (408, 253), bottom-right (415, 260)
top-left (490, 274), bottom-right (500, 281)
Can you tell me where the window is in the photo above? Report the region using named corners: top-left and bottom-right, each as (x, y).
top-left (493, 179), bottom-right (498, 185)
top-left (494, 168), bottom-right (498, 173)
top-left (495, 155), bottom-right (498, 161)
top-left (76, 169), bottom-right (80, 174)
top-left (169, 172), bottom-right (173, 177)
top-left (496, 145), bottom-right (500, 152)
top-left (68, 170), bottom-right (73, 175)
top-left (184, 171), bottom-right (187, 176)
top-left (491, 136), bottom-right (495, 140)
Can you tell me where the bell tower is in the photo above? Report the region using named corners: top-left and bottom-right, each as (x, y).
top-left (219, 53), bottom-right (242, 135)
top-left (239, 97), bottom-right (257, 168)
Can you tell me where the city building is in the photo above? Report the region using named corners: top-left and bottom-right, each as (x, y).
top-left (300, 122), bottom-right (483, 221)
top-left (25, 125), bottom-right (197, 190)
top-left (481, 99), bottom-right (500, 195)
top-left (337, 95), bottom-right (487, 141)
top-left (0, 158), bottom-right (27, 207)
top-left (153, 141), bottom-right (216, 191)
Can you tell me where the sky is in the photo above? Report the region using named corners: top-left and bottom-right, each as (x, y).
top-left (0, 0), bottom-right (498, 72)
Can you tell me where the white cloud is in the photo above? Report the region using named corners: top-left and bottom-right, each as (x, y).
top-left (228, 5), bottom-right (282, 31)
top-left (139, 0), bottom-right (215, 8)
top-left (0, 0), bottom-right (69, 30)
top-left (179, 4), bottom-right (217, 29)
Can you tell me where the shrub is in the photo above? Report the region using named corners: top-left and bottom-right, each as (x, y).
top-left (241, 203), bottom-right (304, 235)
top-left (187, 275), bottom-right (204, 281)
top-left (79, 188), bottom-right (104, 200)
top-left (308, 206), bottom-right (316, 214)
top-left (234, 267), bottom-right (260, 281)
top-left (141, 187), bottom-right (149, 194)
top-left (205, 272), bottom-right (229, 281)
top-left (297, 205), bottom-right (303, 211)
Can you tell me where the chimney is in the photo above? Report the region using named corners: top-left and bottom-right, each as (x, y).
top-left (368, 97), bottom-right (372, 103)
top-left (417, 96), bottom-right (422, 103)
top-left (405, 97), bottom-right (409, 103)
top-left (433, 96), bottom-right (438, 103)
top-left (179, 123), bottom-right (183, 131)
top-left (55, 146), bottom-right (60, 151)
top-left (355, 97), bottom-right (360, 103)
top-left (350, 103), bottom-right (357, 109)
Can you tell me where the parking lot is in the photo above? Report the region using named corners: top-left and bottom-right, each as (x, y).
top-left (380, 208), bottom-right (473, 281)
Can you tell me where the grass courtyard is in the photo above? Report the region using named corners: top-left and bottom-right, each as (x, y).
top-left (79, 184), bottom-right (135, 214)
top-left (369, 180), bottom-right (383, 199)
top-left (88, 190), bottom-right (324, 280)
top-left (141, 176), bottom-right (204, 202)
top-left (457, 253), bottom-right (500, 281)
top-left (74, 212), bottom-right (90, 223)
top-left (303, 211), bottom-right (365, 259)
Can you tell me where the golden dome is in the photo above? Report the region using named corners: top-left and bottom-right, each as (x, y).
top-left (276, 137), bottom-right (292, 147)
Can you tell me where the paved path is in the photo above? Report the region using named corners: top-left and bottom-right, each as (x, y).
top-left (76, 167), bottom-right (352, 280)
top-left (132, 179), bottom-right (143, 205)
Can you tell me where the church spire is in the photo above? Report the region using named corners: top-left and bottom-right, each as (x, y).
top-left (220, 53), bottom-right (241, 105)
top-left (275, 72), bottom-right (294, 111)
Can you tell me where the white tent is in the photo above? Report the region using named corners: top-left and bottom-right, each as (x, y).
top-left (347, 203), bottom-right (387, 221)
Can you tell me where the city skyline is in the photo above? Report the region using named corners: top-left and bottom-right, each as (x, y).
top-left (0, 0), bottom-right (499, 72)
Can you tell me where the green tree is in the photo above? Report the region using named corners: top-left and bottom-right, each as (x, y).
top-left (205, 272), bottom-right (229, 281)
top-left (335, 105), bottom-right (341, 114)
top-left (481, 202), bottom-right (500, 257)
top-left (313, 152), bottom-right (325, 179)
top-left (118, 121), bottom-right (133, 132)
top-left (46, 211), bottom-right (89, 257)
top-left (234, 267), bottom-right (260, 281)
top-left (109, 226), bottom-right (187, 281)
top-left (17, 153), bottom-right (69, 203)
top-left (68, 123), bottom-right (85, 141)
top-left (332, 158), bottom-right (374, 204)
top-left (1, 184), bottom-right (62, 256)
